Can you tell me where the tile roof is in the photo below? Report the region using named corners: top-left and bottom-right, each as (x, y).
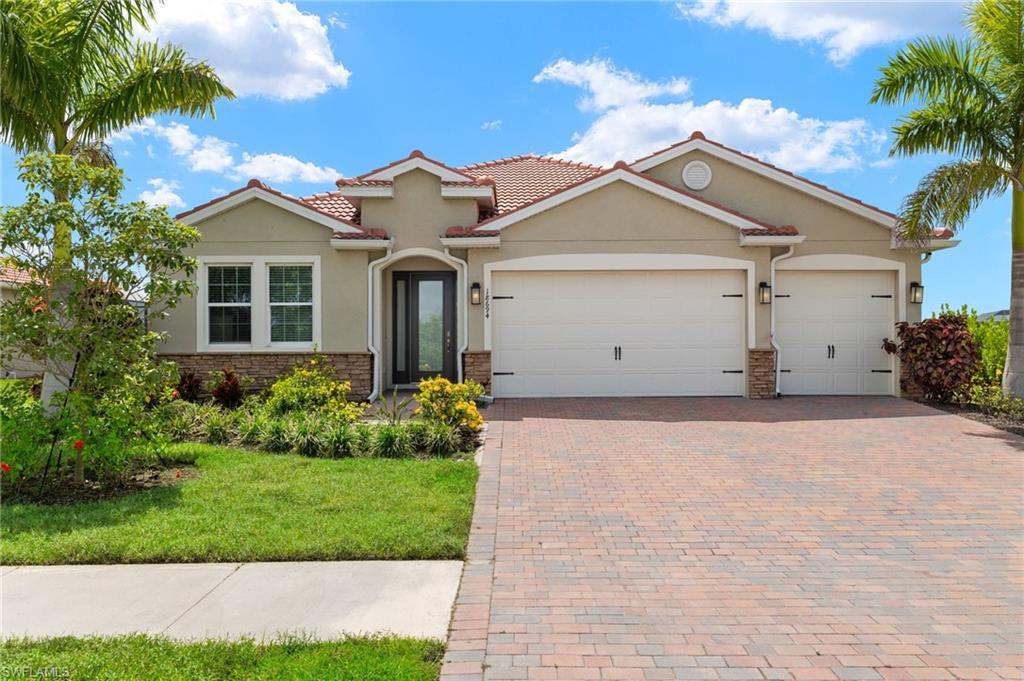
top-left (300, 191), bottom-right (360, 222)
top-left (354, 149), bottom-right (476, 182)
top-left (932, 228), bottom-right (954, 239)
top-left (0, 263), bottom-right (33, 285)
top-left (740, 226), bottom-right (800, 236)
top-left (444, 226), bottom-right (500, 238)
top-left (334, 179), bottom-right (393, 188)
top-left (331, 227), bottom-right (389, 240)
top-left (460, 155), bottom-right (606, 215)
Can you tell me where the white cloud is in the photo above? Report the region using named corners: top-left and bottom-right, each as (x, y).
top-left (534, 58), bottom-right (690, 112)
top-left (113, 118), bottom-right (337, 185)
top-left (536, 58), bottom-right (885, 174)
top-left (327, 11), bottom-right (347, 29)
top-left (481, 120), bottom-right (502, 131)
top-left (232, 153), bottom-right (338, 183)
top-left (141, 0), bottom-right (350, 101)
top-left (870, 158), bottom-right (897, 168)
top-left (677, 0), bottom-right (964, 65)
top-left (139, 178), bottom-right (185, 209)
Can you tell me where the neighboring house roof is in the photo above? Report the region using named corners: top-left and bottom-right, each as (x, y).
top-left (978, 309), bottom-right (1010, 322)
top-left (0, 263), bottom-right (33, 286)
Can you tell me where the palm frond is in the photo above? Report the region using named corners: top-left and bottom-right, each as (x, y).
top-left (62, 0), bottom-right (155, 74)
top-left (889, 100), bottom-right (1011, 161)
top-left (70, 139), bottom-right (116, 168)
top-left (870, 35), bottom-right (998, 107)
top-left (968, 0), bottom-right (1024, 69)
top-left (898, 160), bottom-right (1009, 241)
top-left (71, 41), bottom-right (235, 145)
top-left (0, 88), bottom-right (49, 152)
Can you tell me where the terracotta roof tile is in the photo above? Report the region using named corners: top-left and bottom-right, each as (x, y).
top-left (444, 226), bottom-right (500, 238)
top-left (740, 226), bottom-right (800, 236)
top-left (460, 155), bottom-right (605, 215)
top-left (331, 228), bottom-right (389, 240)
top-left (0, 263), bottom-right (33, 285)
top-left (932, 228), bottom-right (954, 239)
top-left (334, 179), bottom-right (393, 187)
top-left (354, 149), bottom-right (475, 182)
top-left (300, 191), bottom-right (360, 222)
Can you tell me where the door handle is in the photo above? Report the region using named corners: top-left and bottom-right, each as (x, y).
top-left (445, 331), bottom-right (452, 353)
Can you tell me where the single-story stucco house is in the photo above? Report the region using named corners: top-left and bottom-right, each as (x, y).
top-left (154, 131), bottom-right (957, 400)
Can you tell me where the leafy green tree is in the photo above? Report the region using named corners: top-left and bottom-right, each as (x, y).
top-left (870, 0), bottom-right (1023, 395)
top-left (0, 0), bottom-right (233, 402)
top-left (0, 154), bottom-right (199, 488)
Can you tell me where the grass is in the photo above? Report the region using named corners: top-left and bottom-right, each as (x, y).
top-left (0, 635), bottom-right (444, 681)
top-left (0, 444), bottom-right (477, 565)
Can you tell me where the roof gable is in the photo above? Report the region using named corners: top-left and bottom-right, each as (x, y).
top-left (356, 150), bottom-right (474, 183)
top-left (630, 132), bottom-right (897, 228)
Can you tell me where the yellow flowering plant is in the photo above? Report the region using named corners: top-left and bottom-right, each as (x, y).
top-left (414, 377), bottom-right (485, 432)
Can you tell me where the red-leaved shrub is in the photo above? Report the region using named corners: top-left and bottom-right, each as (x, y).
top-left (882, 314), bottom-right (980, 401)
top-left (176, 369), bottom-right (204, 403)
top-left (207, 367), bottom-right (247, 409)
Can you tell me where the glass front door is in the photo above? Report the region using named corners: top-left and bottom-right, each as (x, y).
top-left (392, 272), bottom-right (456, 384)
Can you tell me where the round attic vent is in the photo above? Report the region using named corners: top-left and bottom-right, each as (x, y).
top-left (682, 160), bottom-right (712, 190)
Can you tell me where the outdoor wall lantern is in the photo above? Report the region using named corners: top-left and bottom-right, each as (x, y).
top-left (470, 282), bottom-right (482, 305)
top-left (758, 281), bottom-right (772, 304)
top-left (909, 281), bottom-right (924, 304)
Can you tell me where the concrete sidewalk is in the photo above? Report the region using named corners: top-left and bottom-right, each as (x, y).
top-left (2, 561), bottom-right (461, 641)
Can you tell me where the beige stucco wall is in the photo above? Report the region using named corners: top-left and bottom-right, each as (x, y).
top-left (465, 180), bottom-right (774, 350)
top-left (153, 198), bottom-right (371, 353)
top-left (360, 169), bottom-right (479, 249)
top-left (0, 286), bottom-right (45, 377)
top-left (644, 150), bottom-right (923, 322)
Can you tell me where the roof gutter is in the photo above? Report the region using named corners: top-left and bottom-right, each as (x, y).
top-left (444, 247), bottom-right (470, 384)
top-left (770, 246), bottom-right (796, 397)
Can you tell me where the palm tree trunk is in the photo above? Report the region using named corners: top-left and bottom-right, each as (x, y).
top-left (1004, 183), bottom-right (1024, 396)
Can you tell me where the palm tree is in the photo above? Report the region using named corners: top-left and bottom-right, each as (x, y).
top-left (1, 0), bottom-right (234, 403)
top-left (870, 0), bottom-right (1024, 395)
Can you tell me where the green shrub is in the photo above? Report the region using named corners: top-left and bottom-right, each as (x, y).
top-left (425, 421), bottom-right (462, 457)
top-left (0, 382), bottom-right (52, 487)
top-left (351, 423), bottom-right (375, 458)
top-left (259, 418), bottom-right (291, 453)
top-left (940, 305), bottom-right (1009, 386)
top-left (961, 383), bottom-right (1024, 418)
top-left (202, 409), bottom-right (234, 445)
top-left (264, 357), bottom-right (365, 422)
top-left (414, 377), bottom-right (484, 432)
top-left (323, 421), bottom-right (354, 458)
top-left (287, 414), bottom-right (326, 457)
top-left (236, 411), bottom-right (267, 447)
top-left (371, 423), bottom-right (413, 458)
top-left (406, 420), bottom-right (429, 452)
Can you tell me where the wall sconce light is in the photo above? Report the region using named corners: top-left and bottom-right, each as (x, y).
top-left (909, 281), bottom-right (924, 304)
top-left (470, 282), bottom-right (481, 305)
top-left (758, 281), bottom-right (772, 304)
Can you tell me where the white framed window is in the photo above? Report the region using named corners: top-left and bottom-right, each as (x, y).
top-left (197, 256), bottom-right (321, 352)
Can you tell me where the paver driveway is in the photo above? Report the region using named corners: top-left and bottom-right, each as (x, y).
top-left (442, 397), bottom-right (1024, 681)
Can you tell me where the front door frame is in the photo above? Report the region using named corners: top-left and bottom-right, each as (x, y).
top-left (391, 271), bottom-right (457, 384)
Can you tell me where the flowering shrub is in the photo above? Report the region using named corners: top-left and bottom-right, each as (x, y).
top-left (264, 357), bottom-right (366, 422)
top-left (883, 313), bottom-right (980, 401)
top-left (414, 377), bottom-right (484, 432)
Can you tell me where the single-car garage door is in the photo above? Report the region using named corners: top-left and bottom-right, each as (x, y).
top-left (489, 269), bottom-right (746, 397)
top-left (775, 270), bottom-right (895, 395)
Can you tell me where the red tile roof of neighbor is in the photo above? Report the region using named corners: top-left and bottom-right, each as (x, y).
top-left (0, 263), bottom-right (33, 285)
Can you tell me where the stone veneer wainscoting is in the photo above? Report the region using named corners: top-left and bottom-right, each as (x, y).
top-left (747, 348), bottom-right (777, 399)
top-left (462, 351), bottom-right (492, 393)
top-left (159, 352), bottom-right (374, 401)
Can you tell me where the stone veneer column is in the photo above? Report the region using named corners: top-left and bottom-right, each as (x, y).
top-left (462, 351), bottom-right (492, 393)
top-left (158, 352), bottom-right (374, 401)
top-left (747, 348), bottom-right (777, 399)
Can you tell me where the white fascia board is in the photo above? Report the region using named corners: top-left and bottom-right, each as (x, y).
top-left (739, 234), bottom-right (807, 246)
top-left (330, 238), bottom-right (394, 251)
top-left (439, 236), bottom-right (500, 248)
top-left (363, 157), bottom-right (471, 182)
top-left (631, 139), bottom-right (897, 229)
top-left (336, 186), bottom-right (393, 198)
top-left (891, 237), bottom-right (961, 251)
top-left (479, 169), bottom-right (766, 233)
top-left (179, 188), bottom-right (363, 234)
top-left (441, 186), bottom-right (494, 199)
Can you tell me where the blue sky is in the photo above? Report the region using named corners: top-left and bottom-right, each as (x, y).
top-left (0, 1), bottom-right (1007, 316)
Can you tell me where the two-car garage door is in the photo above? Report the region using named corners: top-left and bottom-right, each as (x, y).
top-left (488, 267), bottom-right (897, 398)
top-left (490, 270), bottom-right (746, 397)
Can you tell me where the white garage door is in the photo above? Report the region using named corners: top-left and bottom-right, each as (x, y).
top-left (775, 270), bottom-right (895, 395)
top-left (489, 270), bottom-right (746, 397)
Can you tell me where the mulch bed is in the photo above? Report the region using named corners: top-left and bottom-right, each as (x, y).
top-left (7, 461), bottom-right (199, 506)
top-left (926, 401), bottom-right (1024, 437)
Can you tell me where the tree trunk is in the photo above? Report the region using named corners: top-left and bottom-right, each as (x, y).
top-left (1004, 184), bottom-right (1024, 396)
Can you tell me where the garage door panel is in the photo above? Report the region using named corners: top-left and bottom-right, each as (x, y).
top-left (490, 269), bottom-right (746, 397)
top-left (777, 271), bottom-right (895, 396)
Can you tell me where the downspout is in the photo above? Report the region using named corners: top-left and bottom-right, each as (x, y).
top-left (444, 247), bottom-right (470, 383)
top-left (770, 246), bottom-right (795, 397)
top-left (367, 246), bottom-right (393, 402)
top-left (920, 252), bottom-right (932, 265)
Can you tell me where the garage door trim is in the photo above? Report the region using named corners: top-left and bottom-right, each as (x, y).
top-left (483, 253), bottom-right (757, 351)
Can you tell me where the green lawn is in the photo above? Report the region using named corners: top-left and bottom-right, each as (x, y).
top-left (0, 635), bottom-right (444, 681)
top-left (1, 444), bottom-right (477, 564)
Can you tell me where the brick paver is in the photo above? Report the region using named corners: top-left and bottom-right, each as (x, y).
top-left (442, 397), bottom-right (1024, 681)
